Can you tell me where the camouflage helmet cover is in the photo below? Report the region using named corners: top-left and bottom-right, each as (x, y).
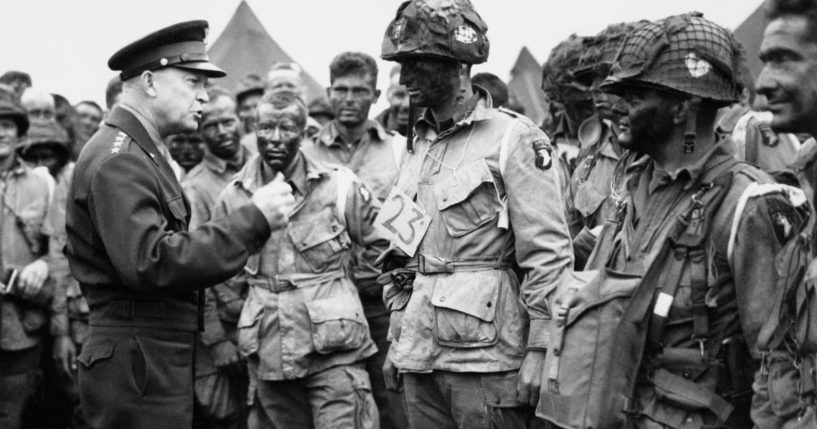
top-left (573, 21), bottom-right (647, 84)
top-left (601, 12), bottom-right (743, 105)
top-left (541, 34), bottom-right (592, 103)
top-left (381, 0), bottom-right (490, 64)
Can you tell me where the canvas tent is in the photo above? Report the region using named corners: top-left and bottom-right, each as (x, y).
top-left (733, 1), bottom-right (767, 83)
top-left (507, 47), bottom-right (548, 125)
top-left (207, 0), bottom-right (325, 103)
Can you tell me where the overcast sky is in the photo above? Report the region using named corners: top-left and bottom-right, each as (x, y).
top-left (0, 0), bottom-right (763, 111)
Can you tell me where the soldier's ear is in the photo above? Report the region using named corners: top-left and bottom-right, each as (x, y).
top-left (373, 88), bottom-right (382, 103)
top-left (141, 71), bottom-right (158, 98)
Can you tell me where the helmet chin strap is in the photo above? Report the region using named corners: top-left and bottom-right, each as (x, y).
top-left (406, 100), bottom-right (415, 154)
top-left (683, 96), bottom-right (701, 154)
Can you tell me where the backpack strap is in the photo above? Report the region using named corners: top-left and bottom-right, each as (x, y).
top-left (497, 117), bottom-right (519, 229)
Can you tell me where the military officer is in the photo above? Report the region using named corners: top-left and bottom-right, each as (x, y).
top-left (380, 1), bottom-right (573, 427)
top-left (65, 20), bottom-right (295, 429)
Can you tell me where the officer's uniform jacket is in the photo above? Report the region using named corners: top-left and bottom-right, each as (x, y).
top-left (0, 158), bottom-right (52, 352)
top-left (385, 90), bottom-right (574, 373)
top-left (47, 162), bottom-right (89, 345)
top-left (303, 119), bottom-right (402, 203)
top-left (215, 151), bottom-right (386, 380)
top-left (65, 105), bottom-right (271, 333)
top-left (586, 140), bottom-right (803, 426)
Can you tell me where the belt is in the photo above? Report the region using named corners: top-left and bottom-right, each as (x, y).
top-left (405, 253), bottom-right (511, 274)
top-left (89, 299), bottom-right (198, 331)
top-left (248, 269), bottom-right (347, 293)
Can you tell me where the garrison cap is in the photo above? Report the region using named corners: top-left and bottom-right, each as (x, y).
top-left (108, 20), bottom-right (226, 81)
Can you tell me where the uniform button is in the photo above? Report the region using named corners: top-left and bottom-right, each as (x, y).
top-left (495, 398), bottom-right (501, 405)
top-left (686, 417), bottom-right (693, 423)
top-left (331, 225), bottom-right (338, 232)
top-left (682, 370), bottom-right (691, 378)
top-left (441, 195), bottom-right (447, 202)
top-left (486, 301), bottom-right (492, 308)
top-left (439, 296), bottom-right (445, 302)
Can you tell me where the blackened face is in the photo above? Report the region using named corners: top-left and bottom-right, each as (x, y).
top-left (200, 96), bottom-right (241, 160)
top-left (398, 58), bottom-right (460, 109)
top-left (614, 88), bottom-right (676, 154)
top-left (166, 132), bottom-right (205, 171)
top-left (255, 104), bottom-right (303, 173)
top-left (756, 16), bottom-right (817, 134)
top-left (22, 145), bottom-right (65, 177)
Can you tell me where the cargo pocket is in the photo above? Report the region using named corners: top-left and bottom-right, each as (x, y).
top-left (434, 159), bottom-right (502, 238)
top-left (237, 297), bottom-right (265, 356)
top-left (432, 272), bottom-right (500, 348)
top-left (765, 359), bottom-right (802, 417)
top-left (387, 290), bottom-right (411, 343)
top-left (77, 341), bottom-right (114, 369)
top-left (288, 207), bottom-right (350, 271)
top-left (306, 298), bottom-right (367, 354)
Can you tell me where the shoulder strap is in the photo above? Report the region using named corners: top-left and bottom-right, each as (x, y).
top-left (335, 170), bottom-right (354, 228)
top-left (391, 134), bottom-right (406, 167)
top-left (497, 118), bottom-right (519, 229)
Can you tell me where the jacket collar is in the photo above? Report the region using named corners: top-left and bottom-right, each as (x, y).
top-left (201, 145), bottom-right (249, 175)
top-left (105, 105), bottom-right (175, 174)
top-left (627, 138), bottom-right (737, 193)
top-left (315, 119), bottom-right (389, 148)
top-left (415, 86), bottom-right (494, 140)
top-left (235, 150), bottom-right (329, 194)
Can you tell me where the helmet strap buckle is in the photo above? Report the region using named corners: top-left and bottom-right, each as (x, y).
top-left (683, 97), bottom-right (702, 154)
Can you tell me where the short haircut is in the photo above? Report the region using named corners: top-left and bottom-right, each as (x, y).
top-left (268, 62), bottom-right (303, 75)
top-left (473, 72), bottom-right (509, 107)
top-left (766, 0), bottom-right (817, 38)
top-left (105, 75), bottom-right (123, 110)
top-left (329, 52), bottom-right (378, 87)
top-left (258, 90), bottom-right (308, 129)
top-left (75, 100), bottom-right (103, 113)
top-left (206, 86), bottom-right (235, 103)
top-left (0, 70), bottom-right (32, 86)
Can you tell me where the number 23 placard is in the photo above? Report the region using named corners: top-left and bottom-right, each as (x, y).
top-left (374, 188), bottom-right (431, 257)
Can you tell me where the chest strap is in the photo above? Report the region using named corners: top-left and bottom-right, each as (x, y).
top-left (405, 253), bottom-right (510, 274)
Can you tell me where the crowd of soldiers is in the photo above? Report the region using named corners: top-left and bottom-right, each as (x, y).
top-left (1, 0), bottom-right (817, 428)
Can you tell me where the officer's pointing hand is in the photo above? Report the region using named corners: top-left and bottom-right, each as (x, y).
top-left (252, 177), bottom-right (295, 230)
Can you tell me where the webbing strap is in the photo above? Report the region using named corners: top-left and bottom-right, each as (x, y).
top-left (335, 170), bottom-right (354, 228)
top-left (689, 248), bottom-right (710, 349)
top-left (497, 118), bottom-right (518, 230)
top-left (648, 248), bottom-right (688, 348)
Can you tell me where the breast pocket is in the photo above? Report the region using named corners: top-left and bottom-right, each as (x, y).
top-left (287, 207), bottom-right (351, 271)
top-left (433, 159), bottom-right (503, 238)
top-left (432, 271), bottom-right (500, 348)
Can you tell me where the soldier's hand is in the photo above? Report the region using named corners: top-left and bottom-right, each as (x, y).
top-left (383, 356), bottom-right (401, 391)
top-left (54, 334), bottom-right (77, 377)
top-left (210, 340), bottom-right (243, 377)
top-left (251, 177), bottom-right (295, 230)
top-left (517, 350), bottom-right (546, 406)
top-left (19, 259), bottom-right (49, 298)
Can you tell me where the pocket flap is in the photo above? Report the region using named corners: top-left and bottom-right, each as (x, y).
top-left (434, 159), bottom-right (495, 210)
top-left (287, 207), bottom-right (344, 252)
top-left (431, 271), bottom-right (500, 322)
top-left (237, 297), bottom-right (264, 328)
top-left (555, 269), bottom-right (642, 327)
top-left (573, 182), bottom-right (606, 217)
top-left (167, 195), bottom-right (188, 221)
top-left (77, 342), bottom-right (114, 367)
top-left (306, 298), bottom-right (365, 324)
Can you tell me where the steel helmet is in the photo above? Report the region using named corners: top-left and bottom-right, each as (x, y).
top-left (541, 34), bottom-right (591, 103)
top-left (601, 12), bottom-right (744, 106)
top-left (381, 0), bottom-right (490, 64)
top-left (573, 21), bottom-right (647, 86)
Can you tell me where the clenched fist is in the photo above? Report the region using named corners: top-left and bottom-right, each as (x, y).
top-left (251, 177), bottom-right (295, 230)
